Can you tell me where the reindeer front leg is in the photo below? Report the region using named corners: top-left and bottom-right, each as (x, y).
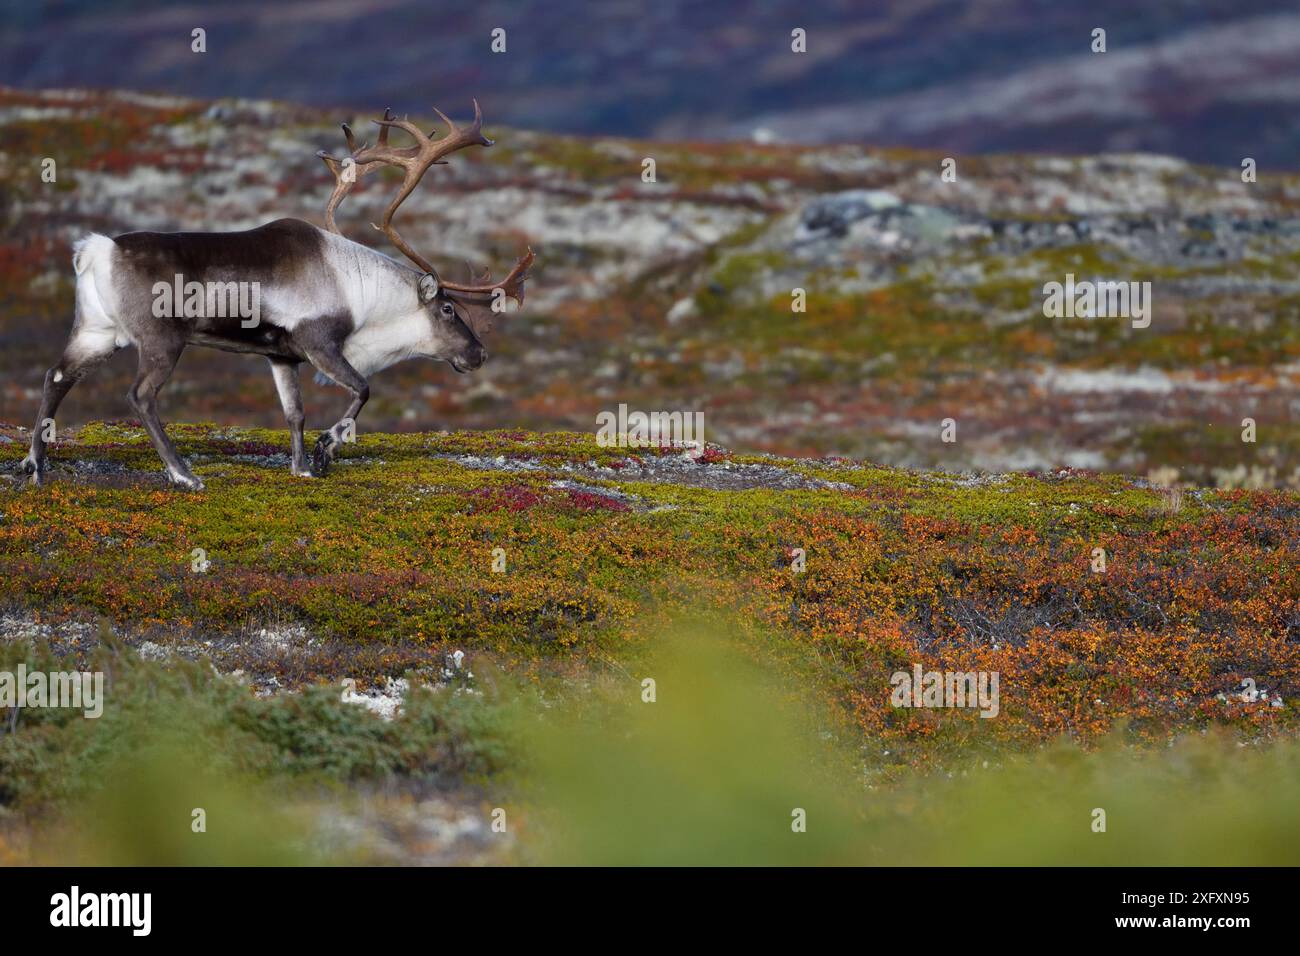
top-left (299, 342), bottom-right (369, 477)
top-left (267, 358), bottom-right (311, 477)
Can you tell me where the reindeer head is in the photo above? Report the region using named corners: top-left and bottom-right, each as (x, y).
top-left (317, 100), bottom-right (535, 372)
top-left (414, 271), bottom-right (487, 373)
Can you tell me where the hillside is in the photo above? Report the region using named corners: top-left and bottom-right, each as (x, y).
top-left (2, 423), bottom-right (1298, 864)
top-left (2, 82), bottom-right (1300, 864)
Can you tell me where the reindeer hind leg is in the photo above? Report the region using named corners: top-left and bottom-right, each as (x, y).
top-left (23, 324), bottom-right (119, 486)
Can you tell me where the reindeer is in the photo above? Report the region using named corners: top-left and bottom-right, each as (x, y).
top-left (21, 101), bottom-right (534, 489)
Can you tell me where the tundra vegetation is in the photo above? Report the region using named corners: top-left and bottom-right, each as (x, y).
top-left (0, 89), bottom-right (1297, 864)
top-left (0, 424), bottom-right (1296, 863)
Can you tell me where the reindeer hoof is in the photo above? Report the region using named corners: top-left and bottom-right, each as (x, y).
top-left (166, 467), bottom-right (205, 491)
top-left (20, 455), bottom-right (47, 486)
top-left (291, 466), bottom-right (315, 479)
top-left (311, 435), bottom-right (337, 477)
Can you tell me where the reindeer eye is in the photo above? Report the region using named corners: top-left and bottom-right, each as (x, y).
top-left (440, 303), bottom-right (455, 317)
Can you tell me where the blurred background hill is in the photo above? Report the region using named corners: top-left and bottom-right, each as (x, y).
top-left (2, 1), bottom-right (1300, 168)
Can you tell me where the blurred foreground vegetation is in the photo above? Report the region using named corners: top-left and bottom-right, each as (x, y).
top-left (2, 619), bottom-right (1297, 866)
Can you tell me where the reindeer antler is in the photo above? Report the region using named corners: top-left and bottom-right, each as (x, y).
top-left (439, 248), bottom-right (535, 305)
top-left (317, 101), bottom-right (534, 303)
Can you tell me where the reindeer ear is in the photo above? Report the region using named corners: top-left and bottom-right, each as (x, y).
top-left (417, 271), bottom-right (440, 303)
